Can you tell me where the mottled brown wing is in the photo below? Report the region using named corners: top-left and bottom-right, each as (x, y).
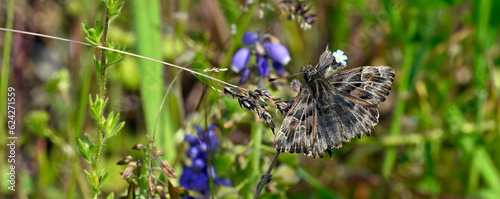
top-left (326, 66), bottom-right (395, 107)
top-left (273, 88), bottom-right (321, 157)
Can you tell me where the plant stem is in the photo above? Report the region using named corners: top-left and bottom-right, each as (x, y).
top-left (254, 151), bottom-right (280, 199)
top-left (99, 9), bottom-right (110, 98)
top-left (92, 9), bottom-right (110, 199)
top-left (0, 28), bottom-right (243, 91)
top-left (0, 0), bottom-right (14, 191)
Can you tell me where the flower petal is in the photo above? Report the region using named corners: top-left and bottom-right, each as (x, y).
top-left (231, 48), bottom-right (250, 73)
top-left (180, 166), bottom-right (194, 188)
top-left (186, 146), bottom-right (199, 159)
top-left (262, 42), bottom-right (291, 65)
top-left (239, 68), bottom-right (251, 84)
top-left (184, 134), bottom-right (199, 146)
top-left (271, 60), bottom-right (286, 76)
top-left (242, 31), bottom-right (259, 45)
top-left (257, 56), bottom-right (270, 77)
top-left (193, 158), bottom-right (206, 170)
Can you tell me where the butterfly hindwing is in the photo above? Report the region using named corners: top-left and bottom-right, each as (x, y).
top-left (327, 66), bottom-right (395, 106)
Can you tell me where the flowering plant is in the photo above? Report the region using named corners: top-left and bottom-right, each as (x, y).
top-left (180, 124), bottom-right (232, 198)
top-left (231, 31), bottom-right (291, 84)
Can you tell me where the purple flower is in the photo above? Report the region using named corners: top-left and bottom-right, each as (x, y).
top-left (186, 147), bottom-right (199, 159)
top-left (231, 48), bottom-right (250, 73)
top-left (239, 68), bottom-right (251, 84)
top-left (231, 31), bottom-right (291, 84)
top-left (271, 60), bottom-right (286, 76)
top-left (184, 134), bottom-right (199, 145)
top-left (242, 31), bottom-right (259, 45)
top-left (193, 158), bottom-right (205, 170)
top-left (262, 42), bottom-right (291, 65)
top-left (257, 56), bottom-right (270, 77)
top-left (180, 124), bottom-right (232, 197)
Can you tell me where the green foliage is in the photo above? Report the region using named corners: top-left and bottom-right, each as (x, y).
top-left (104, 0), bottom-right (124, 23)
top-left (105, 42), bottom-right (126, 67)
top-left (76, 135), bottom-right (96, 164)
top-left (82, 21), bottom-right (104, 46)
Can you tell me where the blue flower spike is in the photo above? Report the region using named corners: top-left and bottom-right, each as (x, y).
top-left (180, 124), bottom-right (232, 198)
top-left (231, 31), bottom-right (291, 84)
top-left (332, 49), bottom-right (348, 66)
top-left (231, 48), bottom-right (251, 73)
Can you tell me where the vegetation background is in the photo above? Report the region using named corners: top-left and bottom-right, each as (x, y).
top-left (1, 0), bottom-right (499, 198)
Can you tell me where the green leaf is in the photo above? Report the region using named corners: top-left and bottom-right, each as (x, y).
top-left (82, 23), bottom-right (98, 45)
top-left (107, 0), bottom-right (124, 23)
top-left (94, 20), bottom-right (104, 42)
top-left (106, 192), bottom-right (115, 199)
top-left (167, 180), bottom-right (180, 199)
top-left (106, 121), bottom-right (124, 140)
top-left (76, 137), bottom-right (91, 164)
top-left (94, 57), bottom-right (101, 77)
top-left (106, 111), bottom-right (115, 130)
top-left (89, 142), bottom-right (96, 156)
top-left (105, 43), bottom-right (126, 67)
top-left (81, 23), bottom-right (90, 35)
top-left (100, 171), bottom-right (110, 184)
top-left (296, 167), bottom-right (339, 199)
top-left (84, 170), bottom-right (96, 188)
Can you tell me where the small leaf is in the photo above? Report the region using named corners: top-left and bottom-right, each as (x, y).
top-left (108, 0), bottom-right (124, 23)
top-left (106, 43), bottom-right (126, 67)
top-left (94, 20), bottom-right (104, 41)
top-left (89, 142), bottom-right (96, 155)
top-left (84, 170), bottom-right (96, 188)
top-left (167, 180), bottom-right (180, 199)
top-left (106, 192), bottom-right (115, 199)
top-left (83, 134), bottom-right (90, 143)
top-left (106, 121), bottom-right (124, 140)
top-left (101, 171), bottom-right (110, 184)
top-left (94, 57), bottom-right (101, 77)
top-left (81, 23), bottom-right (90, 35)
top-left (76, 137), bottom-right (91, 163)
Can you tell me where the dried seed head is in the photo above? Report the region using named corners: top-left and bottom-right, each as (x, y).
top-left (161, 159), bottom-right (178, 178)
top-left (155, 186), bottom-right (165, 198)
top-left (148, 175), bottom-right (156, 195)
top-left (156, 150), bottom-right (165, 156)
top-left (132, 143), bottom-right (144, 150)
top-left (116, 155), bottom-right (133, 165)
top-left (121, 162), bottom-right (137, 179)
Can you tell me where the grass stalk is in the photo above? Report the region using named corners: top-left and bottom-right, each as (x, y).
top-left (254, 152), bottom-right (280, 199)
top-left (0, 0), bottom-right (14, 190)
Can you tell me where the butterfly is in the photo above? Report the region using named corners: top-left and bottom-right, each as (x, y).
top-left (273, 48), bottom-right (395, 158)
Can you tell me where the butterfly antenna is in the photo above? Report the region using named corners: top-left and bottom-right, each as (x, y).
top-left (268, 72), bottom-right (303, 82)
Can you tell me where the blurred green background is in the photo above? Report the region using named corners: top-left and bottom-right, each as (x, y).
top-left (1, 0), bottom-right (500, 198)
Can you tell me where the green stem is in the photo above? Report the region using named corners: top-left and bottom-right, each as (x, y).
top-left (99, 9), bottom-right (110, 98)
top-left (92, 8), bottom-right (110, 199)
top-left (0, 0), bottom-right (14, 190)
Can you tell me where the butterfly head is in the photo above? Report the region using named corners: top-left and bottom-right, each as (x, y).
top-left (300, 64), bottom-right (318, 82)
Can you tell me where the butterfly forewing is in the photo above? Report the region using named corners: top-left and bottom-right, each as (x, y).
top-left (274, 88), bottom-right (319, 155)
top-left (274, 63), bottom-right (395, 158)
